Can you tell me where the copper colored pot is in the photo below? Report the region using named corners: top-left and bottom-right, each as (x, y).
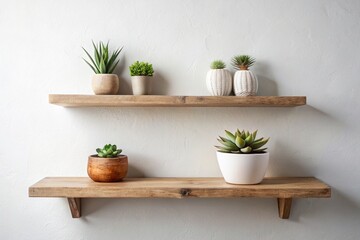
top-left (87, 155), bottom-right (128, 182)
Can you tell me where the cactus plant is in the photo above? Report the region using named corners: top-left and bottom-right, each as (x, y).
top-left (232, 55), bottom-right (255, 70)
top-left (210, 60), bottom-right (226, 69)
top-left (82, 41), bottom-right (123, 74)
top-left (216, 129), bottom-right (269, 154)
top-left (96, 144), bottom-right (122, 158)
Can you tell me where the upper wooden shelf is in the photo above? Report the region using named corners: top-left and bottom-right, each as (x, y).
top-left (29, 177), bottom-right (330, 219)
top-left (48, 95), bottom-right (306, 107)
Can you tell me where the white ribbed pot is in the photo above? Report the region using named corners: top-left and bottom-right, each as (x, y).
top-left (216, 151), bottom-right (269, 184)
top-left (206, 69), bottom-right (232, 96)
top-left (92, 74), bottom-right (119, 95)
top-left (233, 70), bottom-right (258, 96)
top-left (131, 76), bottom-right (152, 95)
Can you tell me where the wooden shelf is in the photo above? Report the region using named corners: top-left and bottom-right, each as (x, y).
top-left (29, 177), bottom-right (330, 219)
top-left (48, 95), bottom-right (306, 107)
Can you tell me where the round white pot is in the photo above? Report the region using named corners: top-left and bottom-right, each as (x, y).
top-left (92, 74), bottom-right (119, 95)
top-left (216, 151), bottom-right (269, 184)
top-left (233, 70), bottom-right (258, 96)
top-left (206, 69), bottom-right (232, 96)
top-left (131, 76), bottom-right (151, 95)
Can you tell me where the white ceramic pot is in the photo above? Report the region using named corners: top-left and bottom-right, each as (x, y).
top-left (206, 69), bottom-right (232, 96)
top-left (92, 74), bottom-right (119, 95)
top-left (131, 76), bottom-right (151, 95)
top-left (216, 151), bottom-right (269, 184)
top-left (233, 70), bottom-right (258, 96)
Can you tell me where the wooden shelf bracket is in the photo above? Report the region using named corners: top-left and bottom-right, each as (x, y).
top-left (277, 198), bottom-right (292, 219)
top-left (67, 198), bottom-right (81, 218)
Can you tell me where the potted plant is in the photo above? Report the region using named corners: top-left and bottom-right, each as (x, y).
top-left (87, 144), bottom-right (128, 182)
top-left (129, 61), bottom-right (154, 95)
top-left (206, 60), bottom-right (232, 96)
top-left (215, 129), bottom-right (270, 184)
top-left (232, 55), bottom-right (258, 96)
top-left (82, 41), bottom-right (123, 95)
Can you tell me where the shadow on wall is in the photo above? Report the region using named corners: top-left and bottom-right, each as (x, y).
top-left (151, 71), bottom-right (170, 95)
top-left (267, 105), bottom-right (344, 177)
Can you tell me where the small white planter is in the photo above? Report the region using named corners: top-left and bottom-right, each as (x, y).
top-left (131, 76), bottom-right (151, 95)
top-left (233, 70), bottom-right (258, 96)
top-left (92, 74), bottom-right (119, 95)
top-left (216, 151), bottom-right (269, 184)
top-left (206, 69), bottom-right (232, 96)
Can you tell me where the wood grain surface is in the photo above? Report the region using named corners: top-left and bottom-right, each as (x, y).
top-left (48, 95), bottom-right (306, 107)
top-left (29, 177), bottom-right (330, 199)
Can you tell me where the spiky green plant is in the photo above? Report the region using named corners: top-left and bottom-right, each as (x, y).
top-left (232, 55), bottom-right (255, 70)
top-left (82, 41), bottom-right (123, 74)
top-left (96, 144), bottom-right (122, 158)
top-left (210, 60), bottom-right (226, 69)
top-left (129, 61), bottom-right (154, 76)
top-left (216, 129), bottom-right (269, 154)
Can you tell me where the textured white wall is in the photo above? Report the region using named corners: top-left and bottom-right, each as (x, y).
top-left (1, 0), bottom-right (360, 239)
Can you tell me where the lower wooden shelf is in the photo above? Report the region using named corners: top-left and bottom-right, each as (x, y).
top-left (29, 177), bottom-right (331, 219)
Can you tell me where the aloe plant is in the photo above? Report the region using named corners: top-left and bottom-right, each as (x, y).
top-left (211, 60), bottom-right (226, 69)
top-left (216, 129), bottom-right (269, 154)
top-left (232, 55), bottom-right (255, 70)
top-left (83, 41), bottom-right (123, 74)
top-left (96, 144), bottom-right (122, 158)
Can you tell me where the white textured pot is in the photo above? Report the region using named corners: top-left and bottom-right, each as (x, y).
top-left (92, 74), bottom-right (119, 95)
top-left (206, 69), bottom-right (232, 96)
top-left (216, 151), bottom-right (269, 184)
top-left (131, 76), bottom-right (151, 95)
top-left (233, 70), bottom-right (258, 96)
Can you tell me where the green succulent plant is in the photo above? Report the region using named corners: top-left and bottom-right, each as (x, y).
top-left (82, 41), bottom-right (123, 74)
top-left (96, 144), bottom-right (122, 158)
top-left (232, 55), bottom-right (255, 70)
top-left (210, 60), bottom-right (226, 69)
top-left (129, 61), bottom-right (154, 76)
top-left (216, 129), bottom-right (269, 154)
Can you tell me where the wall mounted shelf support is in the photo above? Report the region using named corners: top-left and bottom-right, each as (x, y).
top-left (29, 177), bottom-right (330, 219)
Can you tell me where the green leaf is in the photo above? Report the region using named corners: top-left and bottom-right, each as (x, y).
top-left (112, 145), bottom-right (117, 151)
top-left (82, 47), bottom-right (100, 73)
top-left (99, 58), bottom-right (106, 73)
top-left (235, 135), bottom-right (246, 148)
top-left (225, 130), bottom-right (236, 142)
top-left (108, 59), bottom-right (120, 73)
top-left (245, 134), bottom-right (254, 144)
top-left (92, 41), bottom-right (100, 66)
top-left (251, 138), bottom-right (269, 150)
top-left (83, 58), bottom-right (99, 74)
top-left (240, 146), bottom-right (252, 153)
top-left (252, 148), bottom-right (267, 153)
top-left (252, 130), bottom-right (258, 140)
top-left (96, 148), bottom-right (102, 153)
top-left (217, 138), bottom-right (238, 150)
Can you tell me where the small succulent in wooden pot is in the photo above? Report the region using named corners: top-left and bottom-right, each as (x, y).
top-left (87, 144), bottom-right (128, 182)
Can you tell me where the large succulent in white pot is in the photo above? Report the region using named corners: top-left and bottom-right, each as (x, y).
top-left (232, 55), bottom-right (258, 96)
top-left (83, 41), bottom-right (123, 95)
top-left (215, 129), bottom-right (270, 184)
top-left (206, 60), bottom-right (232, 96)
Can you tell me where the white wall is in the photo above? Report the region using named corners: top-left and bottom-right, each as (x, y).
top-left (1, 0), bottom-right (360, 239)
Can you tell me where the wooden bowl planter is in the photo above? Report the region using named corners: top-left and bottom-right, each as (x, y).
top-left (87, 155), bottom-right (128, 182)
